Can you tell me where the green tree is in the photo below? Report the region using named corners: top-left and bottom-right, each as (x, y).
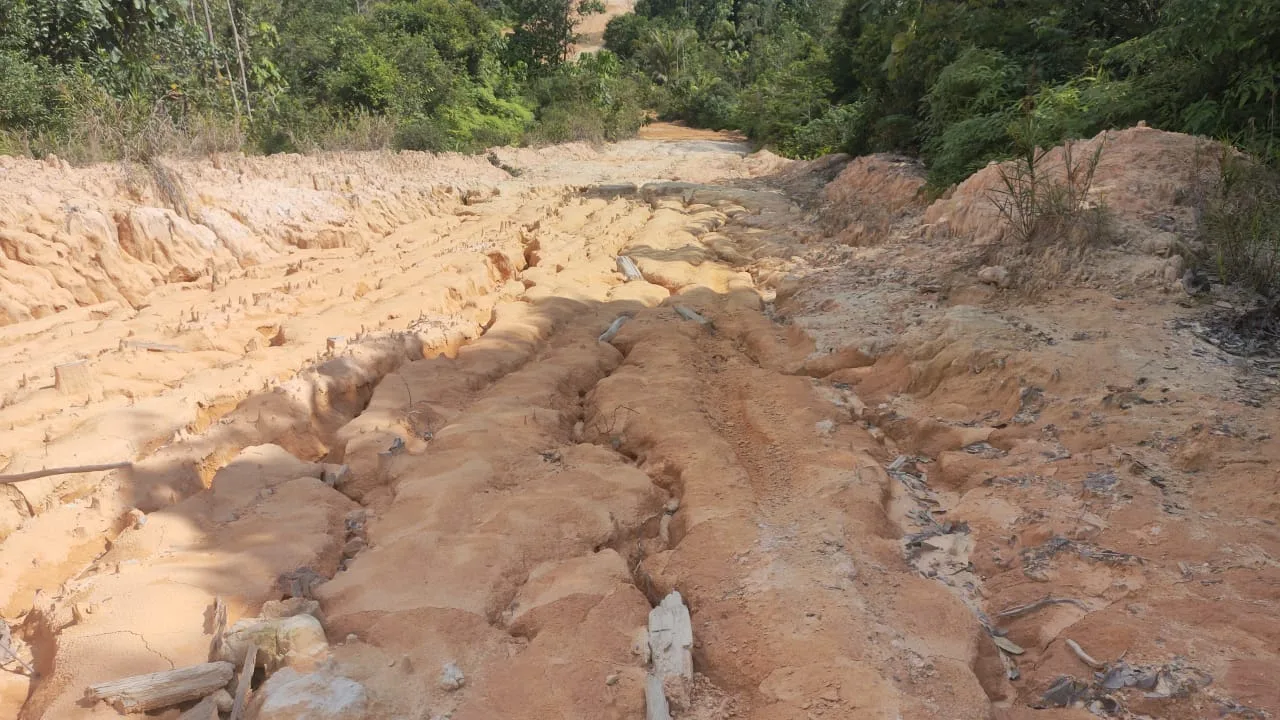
top-left (507, 0), bottom-right (605, 73)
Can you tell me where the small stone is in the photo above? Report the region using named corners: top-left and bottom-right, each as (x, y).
top-left (345, 633), bottom-right (358, 644)
top-left (211, 688), bottom-right (233, 713)
top-left (342, 537), bottom-right (366, 559)
top-left (605, 674), bottom-right (619, 686)
top-left (249, 667), bottom-right (366, 720)
top-left (345, 509), bottom-right (367, 532)
top-left (439, 662), bottom-right (465, 691)
top-left (322, 464), bottom-right (351, 488)
top-left (221, 613), bottom-right (329, 671)
top-left (820, 686), bottom-right (840, 702)
top-left (260, 597), bottom-right (323, 621)
top-left (664, 497), bottom-right (680, 513)
top-left (977, 265), bottom-right (1011, 288)
top-left (124, 508), bottom-right (147, 529)
top-left (814, 419), bottom-right (836, 436)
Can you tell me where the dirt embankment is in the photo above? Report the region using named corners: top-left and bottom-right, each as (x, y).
top-left (1, 125), bottom-right (1278, 720)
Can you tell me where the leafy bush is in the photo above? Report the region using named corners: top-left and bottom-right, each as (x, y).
top-left (924, 113), bottom-right (1013, 189)
top-left (924, 49), bottom-right (1022, 136)
top-left (526, 52), bottom-right (646, 144)
top-left (0, 50), bottom-right (62, 129)
top-left (779, 101), bottom-right (870, 158)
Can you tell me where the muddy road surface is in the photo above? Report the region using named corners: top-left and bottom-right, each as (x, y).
top-left (1, 126), bottom-right (1278, 720)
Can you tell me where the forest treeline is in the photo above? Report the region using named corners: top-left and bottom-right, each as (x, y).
top-left (1, 0), bottom-right (1277, 187)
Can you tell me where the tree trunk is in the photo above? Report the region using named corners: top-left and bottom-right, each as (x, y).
top-left (224, 0), bottom-right (253, 118)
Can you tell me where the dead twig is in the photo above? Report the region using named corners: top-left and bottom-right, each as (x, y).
top-left (0, 461), bottom-right (132, 485)
top-left (995, 596), bottom-right (1089, 619)
top-left (1, 622), bottom-right (36, 675)
top-left (1065, 638), bottom-right (1105, 670)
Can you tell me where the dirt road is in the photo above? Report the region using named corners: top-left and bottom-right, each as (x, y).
top-left (1, 127), bottom-right (1278, 719)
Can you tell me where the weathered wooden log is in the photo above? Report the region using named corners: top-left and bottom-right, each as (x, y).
top-left (617, 256), bottom-right (643, 281)
top-left (85, 661), bottom-right (234, 714)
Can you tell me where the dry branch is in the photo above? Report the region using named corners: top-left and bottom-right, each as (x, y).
top-left (0, 461), bottom-right (132, 485)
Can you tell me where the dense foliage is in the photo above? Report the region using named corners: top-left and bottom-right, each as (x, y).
top-left (0, 0), bottom-right (647, 158)
top-left (603, 0), bottom-right (1280, 186)
top-left (1, 0), bottom-right (1276, 192)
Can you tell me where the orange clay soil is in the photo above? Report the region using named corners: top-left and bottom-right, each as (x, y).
top-left (0, 125), bottom-right (1276, 720)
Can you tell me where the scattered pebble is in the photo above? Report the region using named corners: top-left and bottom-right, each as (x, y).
top-left (439, 662), bottom-right (465, 691)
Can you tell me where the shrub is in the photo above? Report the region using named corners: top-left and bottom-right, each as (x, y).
top-left (527, 105), bottom-right (607, 144)
top-left (392, 118), bottom-right (454, 152)
top-left (988, 134), bottom-right (1106, 248)
top-left (924, 48), bottom-right (1022, 136)
top-left (1201, 152), bottom-right (1280, 297)
top-left (779, 100), bottom-right (871, 158)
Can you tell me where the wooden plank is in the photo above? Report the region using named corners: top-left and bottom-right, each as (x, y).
top-left (122, 340), bottom-right (187, 353)
top-left (228, 643), bottom-right (257, 720)
top-left (86, 661), bottom-right (234, 714)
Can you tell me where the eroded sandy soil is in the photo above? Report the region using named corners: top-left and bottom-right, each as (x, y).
top-left (1, 125), bottom-right (1277, 720)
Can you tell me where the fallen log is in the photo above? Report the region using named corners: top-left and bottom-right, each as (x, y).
top-left (85, 661), bottom-right (234, 714)
top-left (0, 461), bottom-right (132, 485)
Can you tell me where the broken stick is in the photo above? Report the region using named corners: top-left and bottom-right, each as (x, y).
top-left (85, 661), bottom-right (234, 714)
top-left (0, 461), bottom-right (132, 485)
top-left (995, 596), bottom-right (1089, 619)
top-left (1065, 638), bottom-right (1105, 670)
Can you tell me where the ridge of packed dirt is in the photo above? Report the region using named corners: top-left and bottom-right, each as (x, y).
top-left (1, 125), bottom-right (1278, 720)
